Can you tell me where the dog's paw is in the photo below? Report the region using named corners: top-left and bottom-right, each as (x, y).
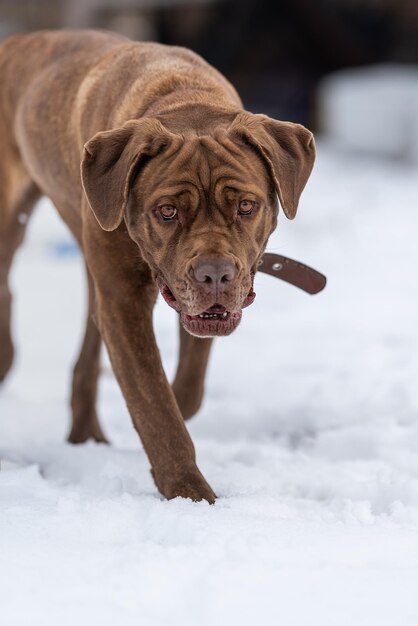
top-left (152, 466), bottom-right (216, 504)
top-left (67, 416), bottom-right (109, 445)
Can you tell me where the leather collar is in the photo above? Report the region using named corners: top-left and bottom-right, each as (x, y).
top-left (258, 253), bottom-right (326, 294)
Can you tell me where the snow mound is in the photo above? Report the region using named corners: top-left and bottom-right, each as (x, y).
top-left (317, 64), bottom-right (418, 163)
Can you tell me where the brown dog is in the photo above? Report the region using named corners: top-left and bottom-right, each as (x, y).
top-left (0, 30), bottom-right (315, 502)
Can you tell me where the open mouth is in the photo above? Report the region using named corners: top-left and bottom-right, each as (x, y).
top-left (182, 304), bottom-right (242, 337)
top-left (156, 277), bottom-right (256, 337)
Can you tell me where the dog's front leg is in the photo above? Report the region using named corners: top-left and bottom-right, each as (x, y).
top-left (96, 281), bottom-right (216, 503)
top-left (84, 226), bottom-right (216, 503)
top-left (173, 322), bottom-right (213, 420)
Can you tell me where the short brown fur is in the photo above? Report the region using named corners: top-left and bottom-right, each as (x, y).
top-left (0, 30), bottom-right (315, 502)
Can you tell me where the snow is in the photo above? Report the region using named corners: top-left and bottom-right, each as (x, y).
top-left (1, 142), bottom-right (418, 625)
top-left (317, 64), bottom-right (418, 163)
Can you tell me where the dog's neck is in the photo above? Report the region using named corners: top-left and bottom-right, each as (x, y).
top-left (142, 94), bottom-right (242, 133)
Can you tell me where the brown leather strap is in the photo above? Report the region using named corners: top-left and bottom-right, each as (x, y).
top-left (258, 253), bottom-right (326, 295)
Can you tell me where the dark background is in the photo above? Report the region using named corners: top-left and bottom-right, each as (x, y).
top-left (0, 0), bottom-right (417, 127)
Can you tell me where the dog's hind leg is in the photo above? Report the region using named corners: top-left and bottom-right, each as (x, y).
top-left (172, 321), bottom-right (213, 420)
top-left (68, 267), bottom-right (107, 444)
top-left (0, 167), bottom-right (40, 382)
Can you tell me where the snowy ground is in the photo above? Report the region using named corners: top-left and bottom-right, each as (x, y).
top-left (1, 142), bottom-right (418, 626)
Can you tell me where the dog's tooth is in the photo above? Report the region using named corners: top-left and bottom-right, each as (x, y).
top-left (197, 312), bottom-right (230, 320)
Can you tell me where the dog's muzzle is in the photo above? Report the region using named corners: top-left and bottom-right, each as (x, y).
top-left (156, 271), bottom-right (256, 337)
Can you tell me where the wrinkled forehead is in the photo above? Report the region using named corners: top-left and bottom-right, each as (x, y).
top-left (140, 132), bottom-right (272, 198)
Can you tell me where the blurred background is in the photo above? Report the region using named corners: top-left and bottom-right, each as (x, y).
top-left (0, 0), bottom-right (418, 161)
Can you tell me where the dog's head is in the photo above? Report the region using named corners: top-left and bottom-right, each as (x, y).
top-left (81, 111), bottom-right (315, 337)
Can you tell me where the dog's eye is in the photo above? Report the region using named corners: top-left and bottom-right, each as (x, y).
top-left (238, 200), bottom-right (255, 215)
top-left (158, 204), bottom-right (177, 220)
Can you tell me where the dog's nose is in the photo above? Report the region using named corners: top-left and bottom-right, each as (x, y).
top-left (192, 258), bottom-right (236, 292)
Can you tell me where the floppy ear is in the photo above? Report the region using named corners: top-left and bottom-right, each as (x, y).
top-left (81, 118), bottom-right (180, 231)
top-left (228, 112), bottom-right (315, 219)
